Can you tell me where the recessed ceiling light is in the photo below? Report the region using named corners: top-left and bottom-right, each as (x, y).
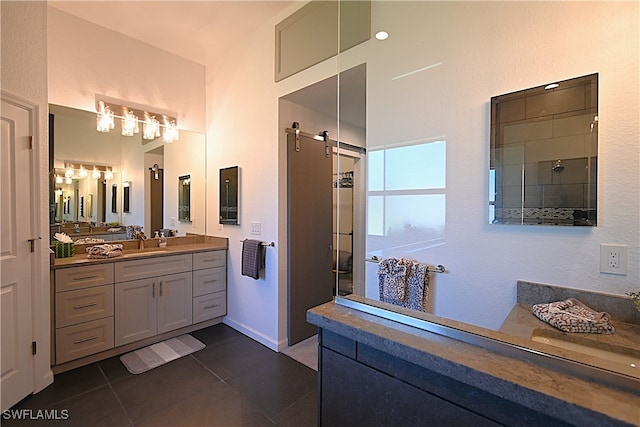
top-left (375, 31), bottom-right (389, 41)
top-left (545, 83), bottom-right (559, 90)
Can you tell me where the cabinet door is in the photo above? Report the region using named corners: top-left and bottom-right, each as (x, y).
top-left (157, 272), bottom-right (193, 334)
top-left (115, 278), bottom-right (156, 346)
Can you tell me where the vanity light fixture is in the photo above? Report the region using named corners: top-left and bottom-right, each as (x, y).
top-left (96, 102), bottom-right (115, 132)
top-left (64, 166), bottom-right (74, 179)
top-left (163, 119), bottom-right (179, 143)
top-left (95, 97), bottom-right (178, 143)
top-left (143, 116), bottom-right (161, 140)
top-left (55, 175), bottom-right (63, 184)
top-left (92, 168), bottom-right (101, 179)
top-left (65, 177), bottom-right (73, 185)
top-left (78, 165), bottom-right (89, 179)
top-left (545, 83), bottom-right (559, 90)
top-left (104, 168), bottom-right (114, 180)
top-left (121, 110), bottom-right (140, 136)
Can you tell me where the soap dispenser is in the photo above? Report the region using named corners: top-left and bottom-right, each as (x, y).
top-left (159, 232), bottom-right (167, 248)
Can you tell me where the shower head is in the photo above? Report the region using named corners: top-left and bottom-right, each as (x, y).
top-left (552, 160), bottom-right (565, 172)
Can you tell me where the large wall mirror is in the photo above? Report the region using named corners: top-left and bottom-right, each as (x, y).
top-left (490, 74), bottom-right (598, 226)
top-left (49, 104), bottom-right (206, 240)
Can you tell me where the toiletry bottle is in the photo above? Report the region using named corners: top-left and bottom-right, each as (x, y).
top-left (159, 232), bottom-right (167, 248)
top-left (154, 231), bottom-right (159, 239)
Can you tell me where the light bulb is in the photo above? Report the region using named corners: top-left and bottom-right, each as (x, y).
top-left (122, 111), bottom-right (139, 136)
top-left (163, 120), bottom-right (179, 143)
top-left (92, 168), bottom-right (101, 179)
top-left (96, 106), bottom-right (115, 132)
top-left (78, 166), bottom-right (88, 178)
top-left (104, 169), bottom-right (113, 180)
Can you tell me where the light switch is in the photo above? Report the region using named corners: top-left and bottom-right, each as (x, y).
top-left (250, 222), bottom-right (262, 235)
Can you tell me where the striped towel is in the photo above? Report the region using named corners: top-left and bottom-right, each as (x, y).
top-left (241, 239), bottom-right (265, 279)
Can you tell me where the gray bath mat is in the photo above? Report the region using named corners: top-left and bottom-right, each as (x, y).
top-left (120, 334), bottom-right (205, 374)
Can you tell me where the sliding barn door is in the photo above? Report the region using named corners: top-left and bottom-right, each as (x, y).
top-left (287, 132), bottom-right (333, 345)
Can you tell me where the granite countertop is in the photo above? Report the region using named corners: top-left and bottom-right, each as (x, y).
top-left (308, 299), bottom-right (640, 426)
top-left (51, 234), bottom-right (228, 269)
top-left (500, 303), bottom-right (640, 381)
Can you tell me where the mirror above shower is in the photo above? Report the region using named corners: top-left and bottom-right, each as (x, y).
top-left (489, 73), bottom-right (598, 226)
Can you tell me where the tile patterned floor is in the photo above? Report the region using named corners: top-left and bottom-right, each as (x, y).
top-left (4, 325), bottom-right (318, 427)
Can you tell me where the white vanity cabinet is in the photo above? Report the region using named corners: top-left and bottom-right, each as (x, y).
top-left (192, 250), bottom-right (227, 323)
top-left (114, 255), bottom-right (193, 347)
top-left (53, 264), bottom-right (115, 364)
top-left (52, 245), bottom-right (227, 368)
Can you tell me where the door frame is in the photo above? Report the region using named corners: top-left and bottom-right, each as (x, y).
top-left (1, 91), bottom-right (53, 407)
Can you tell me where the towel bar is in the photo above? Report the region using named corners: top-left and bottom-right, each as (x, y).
top-left (365, 256), bottom-right (445, 273)
top-left (240, 239), bottom-right (275, 247)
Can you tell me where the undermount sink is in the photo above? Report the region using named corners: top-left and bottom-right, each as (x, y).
top-left (124, 249), bottom-right (170, 257)
top-left (530, 329), bottom-right (640, 379)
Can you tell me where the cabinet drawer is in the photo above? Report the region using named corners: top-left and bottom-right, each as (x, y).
top-left (55, 317), bottom-right (114, 364)
top-left (56, 285), bottom-right (114, 328)
top-left (193, 291), bottom-right (226, 323)
top-left (193, 267), bottom-right (226, 297)
top-left (55, 264), bottom-right (114, 292)
top-left (115, 254), bottom-right (192, 283)
top-left (193, 250), bottom-right (226, 270)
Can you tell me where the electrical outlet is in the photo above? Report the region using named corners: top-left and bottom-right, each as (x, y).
top-left (600, 244), bottom-right (628, 275)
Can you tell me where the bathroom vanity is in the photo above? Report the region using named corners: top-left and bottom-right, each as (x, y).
top-left (308, 295), bottom-right (640, 426)
top-left (50, 235), bottom-right (227, 372)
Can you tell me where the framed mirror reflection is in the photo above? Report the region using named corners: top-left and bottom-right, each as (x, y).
top-left (219, 166), bottom-right (239, 225)
top-left (490, 73), bottom-right (598, 226)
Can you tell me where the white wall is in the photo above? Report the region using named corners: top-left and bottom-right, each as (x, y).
top-left (208, 0), bottom-right (639, 350)
top-left (47, 7), bottom-right (206, 133)
top-left (1, 0), bottom-right (53, 393)
top-left (342, 1), bottom-right (639, 328)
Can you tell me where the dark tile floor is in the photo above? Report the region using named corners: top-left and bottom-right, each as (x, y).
top-left (4, 325), bottom-right (318, 427)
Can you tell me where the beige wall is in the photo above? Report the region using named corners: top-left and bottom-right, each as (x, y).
top-left (47, 7), bottom-right (206, 133)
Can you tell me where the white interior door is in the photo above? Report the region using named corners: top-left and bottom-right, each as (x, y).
top-left (1, 98), bottom-right (35, 410)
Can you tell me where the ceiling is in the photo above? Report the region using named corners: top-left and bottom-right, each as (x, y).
top-left (49, 0), bottom-right (366, 129)
top-left (48, 1), bottom-right (298, 65)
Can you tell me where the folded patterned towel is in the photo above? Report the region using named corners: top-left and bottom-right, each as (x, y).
top-left (86, 244), bottom-right (123, 259)
top-left (531, 298), bottom-right (615, 334)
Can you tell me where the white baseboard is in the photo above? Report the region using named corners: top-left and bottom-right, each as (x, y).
top-left (223, 317), bottom-right (285, 352)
